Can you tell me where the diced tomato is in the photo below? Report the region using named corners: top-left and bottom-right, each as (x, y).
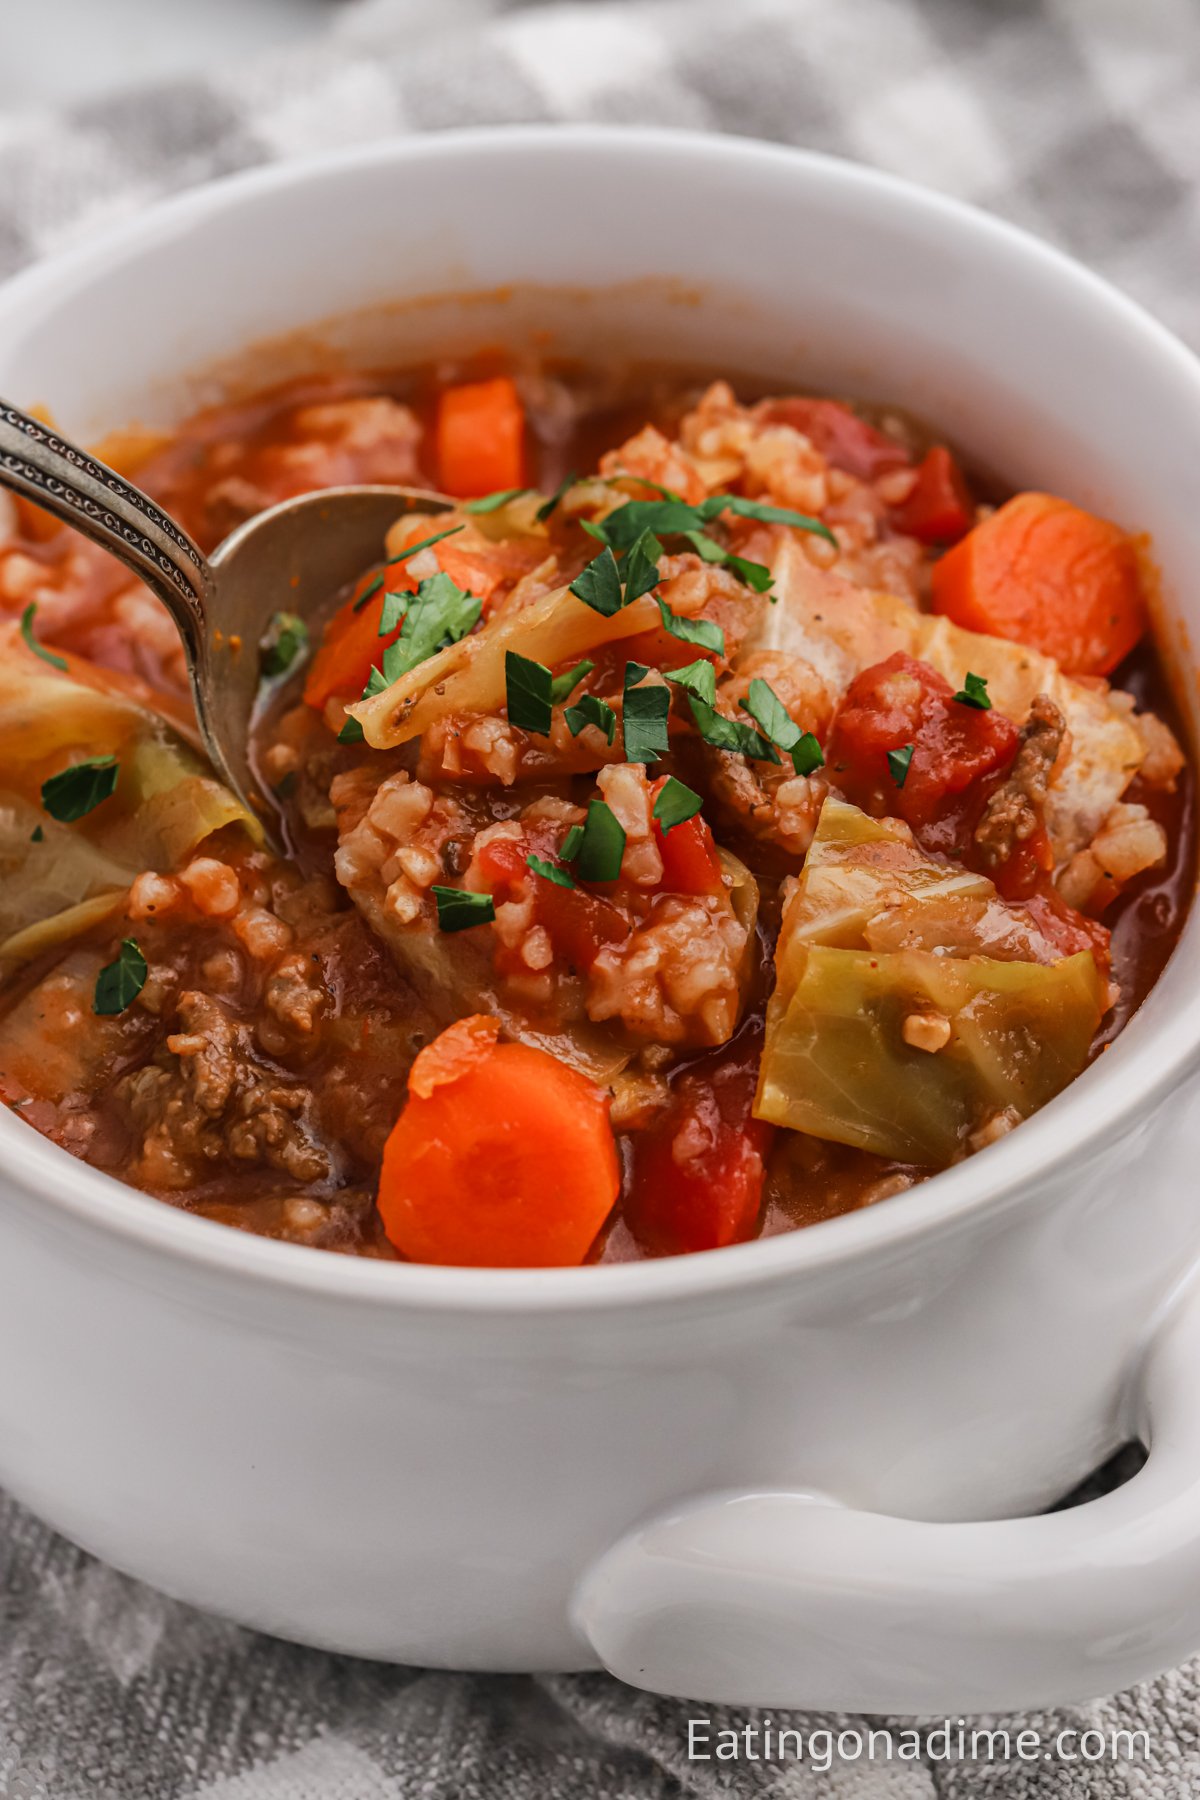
top-left (475, 833), bottom-right (629, 971)
top-left (650, 781), bottom-right (724, 896)
top-left (990, 821), bottom-right (1055, 902)
top-left (761, 397), bottom-right (910, 482)
top-left (826, 652), bottom-right (1020, 853)
top-left (1021, 890), bottom-right (1112, 971)
top-left (890, 446), bottom-right (974, 545)
top-left (625, 1032), bottom-right (772, 1256)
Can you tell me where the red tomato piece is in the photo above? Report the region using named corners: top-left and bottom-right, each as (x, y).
top-left (761, 397), bottom-right (910, 482)
top-left (825, 652), bottom-right (1020, 853)
top-left (890, 446), bottom-right (974, 544)
top-left (625, 1036), bottom-right (773, 1256)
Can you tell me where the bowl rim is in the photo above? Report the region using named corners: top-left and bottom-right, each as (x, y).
top-left (2, 121), bottom-right (1199, 1315)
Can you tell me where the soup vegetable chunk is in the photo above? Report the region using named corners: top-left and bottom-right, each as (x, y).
top-left (0, 365), bottom-right (1190, 1263)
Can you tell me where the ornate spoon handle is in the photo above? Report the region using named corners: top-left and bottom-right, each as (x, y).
top-left (0, 399), bottom-right (213, 655)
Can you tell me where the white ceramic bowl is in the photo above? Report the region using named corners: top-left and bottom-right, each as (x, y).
top-left (1, 128), bottom-right (1200, 1714)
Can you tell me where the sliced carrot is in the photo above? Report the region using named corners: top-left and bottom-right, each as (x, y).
top-left (930, 491), bottom-right (1147, 677)
top-left (436, 377), bottom-right (526, 499)
top-left (378, 1016), bottom-right (620, 1267)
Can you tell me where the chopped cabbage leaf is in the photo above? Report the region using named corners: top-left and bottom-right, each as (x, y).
top-left (755, 796), bottom-right (1105, 1161)
top-left (755, 946), bottom-right (1104, 1163)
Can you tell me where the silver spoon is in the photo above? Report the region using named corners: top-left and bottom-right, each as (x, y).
top-left (0, 398), bottom-right (454, 843)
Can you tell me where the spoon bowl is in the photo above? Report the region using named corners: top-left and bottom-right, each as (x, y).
top-left (0, 398), bottom-right (452, 841)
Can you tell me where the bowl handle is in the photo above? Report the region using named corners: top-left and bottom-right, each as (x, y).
top-left (573, 1269), bottom-right (1200, 1711)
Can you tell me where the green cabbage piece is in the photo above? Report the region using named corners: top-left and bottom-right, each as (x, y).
top-left (756, 944), bottom-right (1105, 1164)
top-left (755, 796), bottom-right (1106, 1162)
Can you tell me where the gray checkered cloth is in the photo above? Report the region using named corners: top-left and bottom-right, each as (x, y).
top-left (2, 1), bottom-right (1200, 1794)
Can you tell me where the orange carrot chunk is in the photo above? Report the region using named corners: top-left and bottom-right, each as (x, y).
top-left (378, 1015), bottom-right (620, 1267)
top-left (930, 491), bottom-right (1147, 677)
top-left (436, 377), bottom-right (526, 499)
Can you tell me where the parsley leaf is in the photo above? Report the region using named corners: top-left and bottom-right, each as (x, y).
top-left (723, 551), bottom-right (775, 595)
top-left (432, 886), bottom-right (496, 933)
top-left (888, 743), bottom-right (915, 787)
top-left (93, 939), bottom-right (147, 1015)
top-left (667, 659), bottom-right (718, 708)
top-left (652, 776), bottom-right (703, 835)
top-left (527, 853), bottom-right (576, 889)
top-left (351, 525), bottom-right (465, 611)
top-left (681, 529), bottom-right (774, 596)
top-left (30, 825), bottom-right (43, 843)
top-left (535, 471), bottom-right (578, 522)
top-left (464, 488), bottom-right (531, 514)
top-left (565, 693), bottom-right (617, 745)
top-left (596, 498), bottom-right (704, 554)
top-left (953, 671), bottom-right (992, 711)
top-left (792, 732), bottom-right (825, 776)
top-left (700, 493), bottom-right (838, 548)
top-left (738, 676), bottom-right (826, 774)
top-left (622, 663), bottom-right (670, 764)
top-left (620, 528), bottom-right (662, 604)
top-left (378, 591), bottom-right (409, 637)
top-left (19, 603), bottom-right (67, 672)
top-left (657, 600), bottom-right (725, 655)
top-left (505, 650), bottom-right (553, 735)
top-left (41, 756), bottom-right (119, 823)
top-left (338, 717), bottom-right (365, 744)
top-left (379, 570), bottom-right (481, 685)
top-left (260, 611), bottom-right (309, 679)
top-left (560, 824), bottom-right (584, 861)
top-left (572, 799), bottom-right (626, 883)
top-left (687, 695), bottom-right (780, 762)
top-left (549, 659), bottom-right (594, 704)
top-left (570, 545), bottom-right (624, 616)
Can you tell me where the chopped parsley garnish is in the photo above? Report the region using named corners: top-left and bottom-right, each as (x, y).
top-left (93, 938), bottom-right (147, 1015)
top-left (723, 551), bottom-right (776, 595)
top-left (667, 659), bottom-right (718, 707)
top-left (41, 756), bottom-right (119, 823)
top-left (657, 600), bottom-right (725, 655)
top-left (19, 603), bottom-right (67, 672)
top-left (464, 487), bottom-right (532, 514)
top-left (30, 825), bottom-right (43, 843)
top-left (535, 471), bottom-right (578, 522)
top-left (888, 743), bottom-right (915, 787)
top-left (351, 525), bottom-right (465, 611)
top-left (526, 852), bottom-right (576, 889)
top-left (620, 528), bottom-right (663, 604)
top-left (662, 660), bottom-right (774, 759)
top-left (549, 659), bottom-right (594, 704)
top-left (687, 695), bottom-right (780, 762)
top-left (260, 611), bottom-right (309, 680)
top-left (585, 491), bottom-right (836, 561)
top-left (432, 886), bottom-right (496, 932)
top-left (560, 824), bottom-right (585, 861)
top-left (792, 732), bottom-right (825, 777)
top-left (569, 545), bottom-right (624, 616)
top-left (505, 650), bottom-right (554, 735)
top-left (378, 590), bottom-right (409, 636)
top-left (740, 676), bottom-right (823, 773)
top-left (622, 662), bottom-right (670, 764)
top-left (338, 716), bottom-right (365, 744)
top-left (953, 671), bottom-right (992, 711)
top-left (682, 530), bottom-right (775, 596)
top-left (565, 692), bottom-right (617, 745)
top-left (708, 493), bottom-right (837, 546)
top-left (652, 776), bottom-right (703, 835)
top-left (571, 799), bottom-right (626, 883)
top-left (376, 570), bottom-right (481, 686)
